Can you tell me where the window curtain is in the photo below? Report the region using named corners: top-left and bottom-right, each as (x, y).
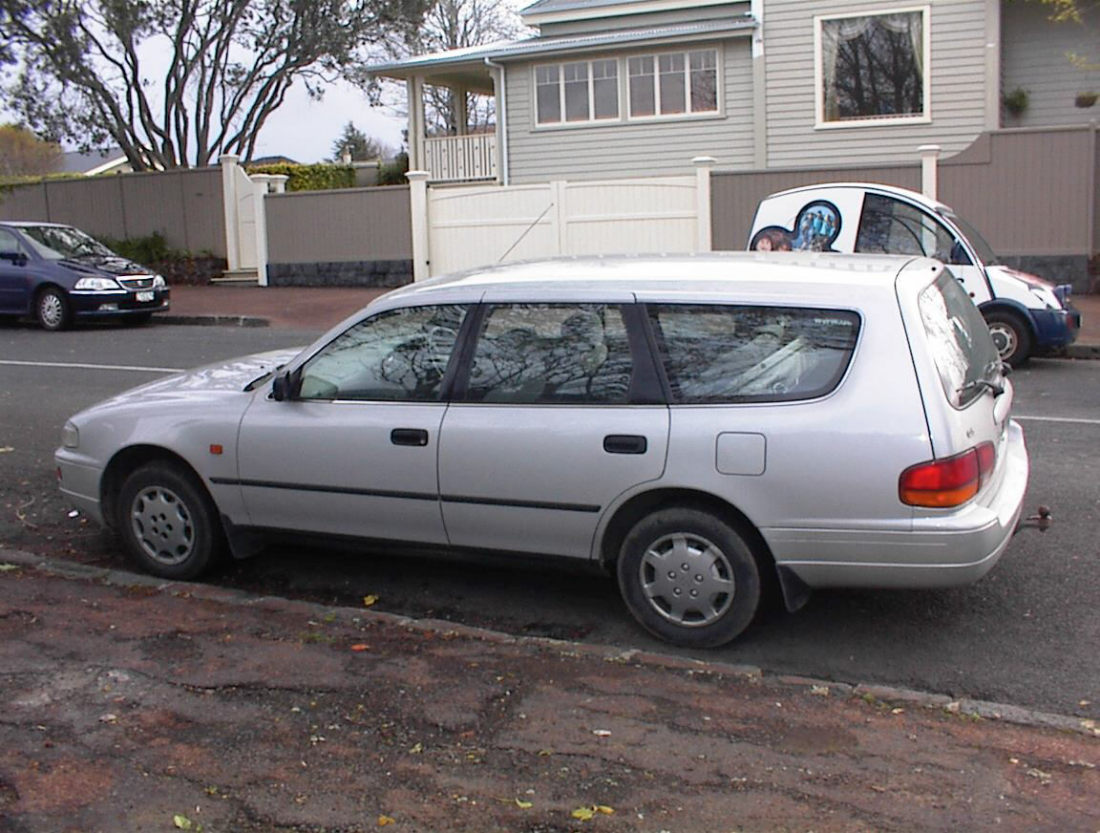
top-left (821, 12), bottom-right (923, 121)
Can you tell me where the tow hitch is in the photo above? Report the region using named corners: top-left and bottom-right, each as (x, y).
top-left (1018, 505), bottom-right (1053, 532)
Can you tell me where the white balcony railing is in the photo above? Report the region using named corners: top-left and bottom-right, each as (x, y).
top-left (424, 133), bottom-right (498, 183)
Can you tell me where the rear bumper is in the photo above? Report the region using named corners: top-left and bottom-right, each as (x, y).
top-left (766, 421), bottom-right (1029, 589)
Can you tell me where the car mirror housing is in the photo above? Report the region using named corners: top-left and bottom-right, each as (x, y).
top-left (0, 251), bottom-right (27, 266)
top-left (271, 370), bottom-right (296, 402)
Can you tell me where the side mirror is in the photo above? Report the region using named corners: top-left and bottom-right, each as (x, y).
top-left (271, 370), bottom-right (295, 401)
top-left (0, 251), bottom-right (27, 266)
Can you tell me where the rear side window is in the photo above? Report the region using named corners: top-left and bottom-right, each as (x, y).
top-left (918, 272), bottom-right (1000, 408)
top-left (647, 305), bottom-right (860, 403)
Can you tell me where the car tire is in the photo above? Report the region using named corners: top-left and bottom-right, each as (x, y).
top-left (116, 462), bottom-right (225, 580)
top-left (36, 286), bottom-right (72, 331)
top-left (984, 309), bottom-right (1032, 367)
top-left (617, 508), bottom-right (762, 648)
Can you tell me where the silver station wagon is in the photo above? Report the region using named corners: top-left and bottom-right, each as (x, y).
top-left (56, 253), bottom-right (1030, 647)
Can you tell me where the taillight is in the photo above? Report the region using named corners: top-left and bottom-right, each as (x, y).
top-left (899, 442), bottom-right (996, 508)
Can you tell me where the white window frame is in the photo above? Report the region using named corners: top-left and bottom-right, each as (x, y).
top-left (627, 47), bottom-right (721, 121)
top-left (533, 58), bottom-right (621, 126)
top-left (813, 6), bottom-right (931, 129)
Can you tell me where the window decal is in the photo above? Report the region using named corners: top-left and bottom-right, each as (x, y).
top-left (750, 201), bottom-right (842, 252)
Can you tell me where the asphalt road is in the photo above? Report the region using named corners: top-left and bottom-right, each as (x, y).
top-left (1, 321), bottom-right (1097, 719)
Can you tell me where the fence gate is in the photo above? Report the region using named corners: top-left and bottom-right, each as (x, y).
top-left (423, 171), bottom-right (711, 278)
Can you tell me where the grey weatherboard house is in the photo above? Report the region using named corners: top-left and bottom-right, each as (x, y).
top-left (369, 0), bottom-right (1100, 185)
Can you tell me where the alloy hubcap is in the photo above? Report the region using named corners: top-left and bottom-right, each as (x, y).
top-left (639, 532), bottom-right (734, 627)
top-left (988, 323), bottom-right (1017, 360)
top-left (40, 295), bottom-right (63, 328)
top-left (130, 486), bottom-right (195, 566)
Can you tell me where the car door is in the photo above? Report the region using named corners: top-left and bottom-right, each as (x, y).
top-left (235, 303), bottom-right (470, 544)
top-left (854, 192), bottom-right (992, 303)
top-left (438, 299), bottom-right (669, 560)
top-left (0, 228), bottom-right (32, 314)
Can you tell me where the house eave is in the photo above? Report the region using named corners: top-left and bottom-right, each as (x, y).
top-left (368, 16), bottom-right (756, 82)
top-left (521, 0), bottom-right (744, 27)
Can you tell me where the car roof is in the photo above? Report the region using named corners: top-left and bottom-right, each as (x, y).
top-left (380, 252), bottom-right (930, 306)
top-left (764, 182), bottom-right (954, 215)
top-left (0, 221), bottom-right (71, 229)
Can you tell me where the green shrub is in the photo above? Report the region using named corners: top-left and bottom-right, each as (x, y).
top-left (97, 231), bottom-right (184, 263)
top-left (245, 163), bottom-right (355, 192)
top-left (378, 153), bottom-right (409, 186)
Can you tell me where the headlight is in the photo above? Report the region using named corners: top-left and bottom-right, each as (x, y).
top-left (61, 421), bottom-right (79, 449)
top-left (74, 277), bottom-right (121, 291)
top-left (153, 274), bottom-right (166, 289)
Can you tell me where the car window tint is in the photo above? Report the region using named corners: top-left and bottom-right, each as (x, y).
top-left (0, 229), bottom-right (22, 257)
top-left (918, 272), bottom-right (1000, 408)
top-left (298, 304), bottom-right (468, 401)
top-left (466, 303), bottom-right (633, 404)
top-left (856, 194), bottom-right (970, 266)
top-left (648, 304), bottom-right (860, 403)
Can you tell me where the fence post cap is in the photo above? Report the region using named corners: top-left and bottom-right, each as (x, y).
top-left (692, 156), bottom-right (718, 167)
top-left (219, 154), bottom-right (241, 165)
top-left (406, 170), bottom-right (430, 183)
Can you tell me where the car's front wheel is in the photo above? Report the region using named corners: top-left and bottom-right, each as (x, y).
top-left (617, 508), bottom-right (762, 648)
top-left (36, 286), bottom-right (72, 331)
top-left (985, 309), bottom-right (1032, 367)
top-left (116, 462), bottom-right (224, 580)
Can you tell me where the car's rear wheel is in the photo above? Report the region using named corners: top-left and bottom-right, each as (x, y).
top-left (617, 508), bottom-right (762, 648)
top-left (985, 309), bottom-right (1032, 367)
top-left (116, 462), bottom-right (224, 580)
top-left (36, 286), bottom-right (72, 331)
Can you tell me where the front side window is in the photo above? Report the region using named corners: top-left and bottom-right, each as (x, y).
top-left (298, 305), bottom-right (468, 402)
top-left (648, 305), bottom-right (860, 404)
top-left (856, 193), bottom-right (969, 264)
top-left (536, 60), bottom-right (620, 125)
top-left (918, 273), bottom-right (1000, 408)
top-left (818, 9), bottom-right (927, 124)
top-left (464, 303), bottom-right (633, 404)
top-left (629, 49), bottom-right (718, 118)
top-left (0, 229), bottom-right (25, 258)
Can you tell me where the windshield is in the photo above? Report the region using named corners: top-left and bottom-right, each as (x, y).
top-left (939, 211), bottom-right (1000, 266)
top-left (17, 225), bottom-right (116, 261)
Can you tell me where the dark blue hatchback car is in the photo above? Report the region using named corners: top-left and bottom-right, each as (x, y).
top-left (0, 221), bottom-right (170, 330)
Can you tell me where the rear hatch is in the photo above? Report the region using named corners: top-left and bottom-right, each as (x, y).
top-left (897, 262), bottom-right (1014, 509)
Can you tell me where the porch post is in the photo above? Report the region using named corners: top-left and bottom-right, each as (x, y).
top-left (919, 145), bottom-right (941, 201)
top-left (408, 75), bottom-right (427, 174)
top-left (454, 86), bottom-right (469, 135)
top-left (407, 170), bottom-right (430, 281)
top-left (693, 156), bottom-right (717, 252)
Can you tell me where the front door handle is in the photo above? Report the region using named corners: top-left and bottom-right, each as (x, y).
top-left (391, 428), bottom-right (429, 447)
top-left (604, 434), bottom-right (647, 455)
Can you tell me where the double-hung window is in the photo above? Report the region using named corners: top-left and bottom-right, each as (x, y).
top-left (536, 59), bottom-right (619, 125)
top-left (628, 49), bottom-right (718, 118)
top-left (816, 7), bottom-right (929, 125)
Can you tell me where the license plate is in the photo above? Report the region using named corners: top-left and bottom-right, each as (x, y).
top-left (136, 291), bottom-right (155, 302)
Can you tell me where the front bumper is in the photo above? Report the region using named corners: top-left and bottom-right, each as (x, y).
top-left (70, 287), bottom-right (171, 319)
top-left (1030, 303), bottom-right (1080, 351)
top-left (55, 448), bottom-right (106, 526)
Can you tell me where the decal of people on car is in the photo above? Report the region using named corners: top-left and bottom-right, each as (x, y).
top-left (750, 200), bottom-right (841, 253)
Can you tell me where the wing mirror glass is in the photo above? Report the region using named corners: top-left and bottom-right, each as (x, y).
top-left (271, 369), bottom-right (298, 402)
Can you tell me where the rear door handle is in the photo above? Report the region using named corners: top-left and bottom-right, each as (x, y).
top-left (604, 434), bottom-right (647, 455)
top-left (391, 428), bottom-right (429, 447)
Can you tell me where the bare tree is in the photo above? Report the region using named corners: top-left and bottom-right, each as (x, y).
top-left (378, 0), bottom-right (528, 135)
top-left (0, 0), bottom-right (430, 170)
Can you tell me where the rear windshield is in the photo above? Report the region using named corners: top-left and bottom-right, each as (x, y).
top-left (647, 304), bottom-right (861, 404)
top-left (918, 272), bottom-right (1001, 408)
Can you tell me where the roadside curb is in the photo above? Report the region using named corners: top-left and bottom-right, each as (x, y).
top-left (158, 314), bottom-right (269, 327)
top-left (1066, 343), bottom-right (1100, 360)
top-left (2, 546), bottom-right (1096, 739)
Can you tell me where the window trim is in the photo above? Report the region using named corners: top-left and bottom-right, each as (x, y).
top-left (534, 58), bottom-right (621, 126)
top-left (530, 45), bottom-right (723, 130)
top-left (626, 48), bottom-right (721, 122)
top-left (813, 6), bottom-right (931, 130)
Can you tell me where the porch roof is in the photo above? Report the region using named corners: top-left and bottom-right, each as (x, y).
top-left (368, 15), bottom-right (756, 85)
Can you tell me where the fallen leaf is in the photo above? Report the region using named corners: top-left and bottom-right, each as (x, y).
top-left (377, 815), bottom-right (396, 826)
top-left (0, 446), bottom-right (14, 453)
top-left (515, 799), bottom-right (533, 809)
top-left (592, 729), bottom-right (612, 737)
top-left (595, 805), bottom-right (614, 815)
top-left (1026, 767), bottom-right (1052, 785)
top-left (409, 742), bottom-right (423, 754)
top-left (173, 815), bottom-right (196, 831)
top-left (0, 564), bottom-right (20, 572)
top-left (363, 595), bottom-right (379, 608)
top-left (350, 644), bottom-right (370, 652)
top-left (572, 807), bottom-right (596, 821)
